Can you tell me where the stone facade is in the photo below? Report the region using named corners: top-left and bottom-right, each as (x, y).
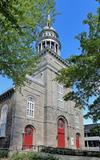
top-left (0, 89), bottom-right (15, 148)
top-left (0, 21), bottom-right (84, 150)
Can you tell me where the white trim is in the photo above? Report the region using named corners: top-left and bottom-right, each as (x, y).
top-left (26, 97), bottom-right (35, 118)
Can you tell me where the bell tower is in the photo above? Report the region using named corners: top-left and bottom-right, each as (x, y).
top-left (36, 15), bottom-right (61, 56)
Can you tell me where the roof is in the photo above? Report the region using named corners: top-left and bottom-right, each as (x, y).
top-left (0, 88), bottom-right (14, 102)
top-left (84, 123), bottom-right (100, 133)
top-left (40, 28), bottom-right (59, 38)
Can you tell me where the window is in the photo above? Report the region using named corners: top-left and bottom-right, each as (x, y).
top-left (39, 43), bottom-right (41, 51)
top-left (42, 42), bottom-right (46, 49)
top-left (56, 44), bottom-right (58, 53)
top-left (0, 104), bottom-right (8, 137)
top-left (57, 84), bottom-right (64, 108)
top-left (27, 97), bottom-right (35, 118)
top-left (75, 113), bottom-right (80, 129)
top-left (47, 41), bottom-right (50, 47)
top-left (0, 123), bottom-right (6, 137)
top-left (88, 140), bottom-right (99, 147)
top-left (51, 42), bottom-right (54, 50)
top-left (85, 141), bottom-right (87, 147)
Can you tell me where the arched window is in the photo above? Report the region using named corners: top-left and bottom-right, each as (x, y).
top-left (47, 41), bottom-right (50, 47)
top-left (39, 43), bottom-right (41, 51)
top-left (27, 97), bottom-right (35, 118)
top-left (42, 41), bottom-right (46, 49)
top-left (51, 42), bottom-right (54, 51)
top-left (0, 104), bottom-right (8, 137)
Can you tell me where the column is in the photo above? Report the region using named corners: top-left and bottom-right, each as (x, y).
top-left (38, 46), bottom-right (39, 52)
top-left (45, 40), bottom-right (47, 48)
top-left (41, 43), bottom-right (42, 51)
top-left (54, 43), bottom-right (56, 53)
top-left (50, 41), bottom-right (51, 50)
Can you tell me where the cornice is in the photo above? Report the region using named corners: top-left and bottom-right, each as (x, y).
top-left (39, 48), bottom-right (69, 66)
top-left (0, 88), bottom-right (14, 102)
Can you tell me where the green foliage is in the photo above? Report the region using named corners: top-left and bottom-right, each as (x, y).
top-left (0, 149), bottom-right (8, 158)
top-left (10, 152), bottom-right (59, 160)
top-left (0, 0), bottom-right (56, 87)
top-left (41, 147), bottom-right (100, 157)
top-left (56, 1), bottom-right (100, 122)
top-left (90, 124), bottom-right (100, 136)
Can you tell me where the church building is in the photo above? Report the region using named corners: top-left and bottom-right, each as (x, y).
top-left (0, 18), bottom-right (84, 150)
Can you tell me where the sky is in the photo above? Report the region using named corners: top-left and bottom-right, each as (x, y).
top-left (0, 0), bottom-right (99, 124)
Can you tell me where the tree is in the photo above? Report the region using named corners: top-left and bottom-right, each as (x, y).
top-left (90, 124), bottom-right (100, 136)
top-left (0, 0), bottom-right (56, 87)
top-left (56, 1), bottom-right (100, 122)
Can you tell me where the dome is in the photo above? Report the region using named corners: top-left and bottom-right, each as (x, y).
top-left (43, 26), bottom-right (55, 31)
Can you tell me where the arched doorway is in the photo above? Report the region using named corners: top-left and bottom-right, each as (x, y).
top-left (76, 133), bottom-right (80, 149)
top-left (57, 118), bottom-right (65, 148)
top-left (22, 125), bottom-right (34, 150)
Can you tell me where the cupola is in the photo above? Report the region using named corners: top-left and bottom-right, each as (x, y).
top-left (36, 15), bottom-right (61, 56)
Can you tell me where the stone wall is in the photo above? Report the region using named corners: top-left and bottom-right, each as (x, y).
top-left (0, 92), bottom-right (15, 148)
top-left (43, 52), bottom-right (84, 149)
top-left (55, 154), bottom-right (100, 160)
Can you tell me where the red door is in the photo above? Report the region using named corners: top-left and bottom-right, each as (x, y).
top-left (76, 133), bottom-right (80, 149)
top-left (57, 119), bottom-right (65, 148)
top-left (22, 126), bottom-right (33, 149)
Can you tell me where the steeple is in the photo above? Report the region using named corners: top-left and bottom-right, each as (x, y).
top-left (47, 14), bottom-right (51, 28)
top-left (36, 15), bottom-right (61, 56)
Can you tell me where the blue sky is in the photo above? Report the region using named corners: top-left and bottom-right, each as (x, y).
top-left (55, 0), bottom-right (98, 58)
top-left (0, 0), bottom-right (98, 124)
